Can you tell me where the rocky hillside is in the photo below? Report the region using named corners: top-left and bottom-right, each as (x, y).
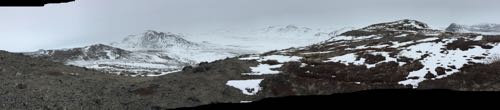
top-left (227, 19), bottom-right (500, 98)
top-left (26, 44), bottom-right (189, 76)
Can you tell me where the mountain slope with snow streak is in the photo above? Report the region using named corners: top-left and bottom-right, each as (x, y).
top-left (27, 44), bottom-right (189, 76)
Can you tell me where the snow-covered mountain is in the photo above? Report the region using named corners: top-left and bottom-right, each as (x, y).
top-left (446, 23), bottom-right (500, 35)
top-left (111, 30), bottom-right (200, 50)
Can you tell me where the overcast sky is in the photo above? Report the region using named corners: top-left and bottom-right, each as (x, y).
top-left (1, 0), bottom-right (500, 52)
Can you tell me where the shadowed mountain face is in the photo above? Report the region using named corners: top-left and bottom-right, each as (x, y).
top-left (113, 30), bottom-right (200, 49)
top-left (4, 19), bottom-right (500, 109)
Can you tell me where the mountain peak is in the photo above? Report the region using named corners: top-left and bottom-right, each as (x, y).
top-left (361, 19), bottom-right (430, 31)
top-left (113, 30), bottom-right (199, 49)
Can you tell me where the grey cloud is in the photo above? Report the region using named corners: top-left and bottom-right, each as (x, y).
top-left (1, 0), bottom-right (500, 52)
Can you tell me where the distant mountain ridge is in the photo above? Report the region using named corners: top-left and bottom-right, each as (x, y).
top-left (29, 44), bottom-right (132, 62)
top-left (445, 23), bottom-right (500, 35)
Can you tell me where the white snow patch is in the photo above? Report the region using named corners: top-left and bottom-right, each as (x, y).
top-left (330, 35), bottom-right (381, 42)
top-left (238, 55), bottom-right (260, 60)
top-left (144, 69), bottom-right (182, 77)
top-left (104, 50), bottom-right (118, 60)
top-left (239, 55), bottom-right (303, 75)
top-left (242, 64), bottom-right (282, 75)
top-left (473, 36), bottom-right (483, 41)
top-left (395, 34), bottom-right (408, 37)
top-left (390, 41), bottom-right (415, 48)
top-left (240, 101), bottom-right (252, 103)
top-left (416, 37), bottom-right (439, 42)
top-left (226, 79), bottom-right (264, 95)
top-left (300, 63), bottom-right (308, 68)
top-left (324, 53), bottom-right (365, 65)
top-left (354, 44), bottom-right (390, 50)
top-left (259, 55), bottom-right (303, 63)
top-left (239, 55), bottom-right (302, 63)
top-left (300, 51), bottom-right (333, 55)
top-left (424, 33), bottom-right (441, 36)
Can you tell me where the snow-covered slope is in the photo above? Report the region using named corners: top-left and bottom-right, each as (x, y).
top-left (446, 23), bottom-right (500, 35)
top-left (229, 19), bottom-right (500, 95)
